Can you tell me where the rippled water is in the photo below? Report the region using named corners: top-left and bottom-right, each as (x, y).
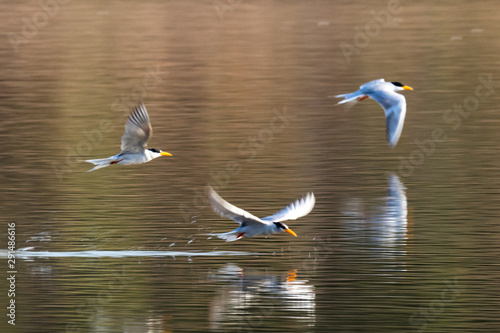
top-left (1, 1), bottom-right (500, 332)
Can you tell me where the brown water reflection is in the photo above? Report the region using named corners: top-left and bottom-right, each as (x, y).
top-left (1, 1), bottom-right (500, 332)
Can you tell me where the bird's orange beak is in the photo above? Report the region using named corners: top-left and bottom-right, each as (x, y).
top-left (161, 151), bottom-right (172, 156)
top-left (403, 85), bottom-right (413, 91)
top-left (285, 228), bottom-right (297, 237)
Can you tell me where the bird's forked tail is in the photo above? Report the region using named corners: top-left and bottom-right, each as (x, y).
top-left (84, 156), bottom-right (117, 172)
top-left (216, 230), bottom-right (242, 242)
top-left (333, 91), bottom-right (368, 105)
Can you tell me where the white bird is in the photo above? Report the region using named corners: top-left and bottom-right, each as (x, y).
top-left (207, 186), bottom-right (315, 242)
top-left (334, 79), bottom-right (413, 147)
top-left (85, 103), bottom-right (172, 172)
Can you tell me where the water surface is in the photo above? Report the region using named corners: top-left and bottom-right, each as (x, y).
top-left (1, 1), bottom-right (500, 332)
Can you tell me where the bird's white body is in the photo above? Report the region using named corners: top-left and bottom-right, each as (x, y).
top-left (335, 79), bottom-right (413, 147)
top-left (85, 150), bottom-right (164, 172)
top-left (219, 224), bottom-right (279, 241)
top-left (85, 103), bottom-right (171, 172)
top-left (208, 186), bottom-right (315, 242)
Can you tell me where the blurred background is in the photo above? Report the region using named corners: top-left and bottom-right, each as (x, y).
top-left (1, 0), bottom-right (500, 332)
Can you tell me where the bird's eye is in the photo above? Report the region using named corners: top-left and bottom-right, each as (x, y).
top-left (391, 82), bottom-right (404, 87)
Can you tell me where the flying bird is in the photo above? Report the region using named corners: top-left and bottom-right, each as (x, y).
top-left (334, 79), bottom-right (413, 147)
top-left (207, 186), bottom-right (315, 242)
top-left (85, 103), bottom-right (172, 172)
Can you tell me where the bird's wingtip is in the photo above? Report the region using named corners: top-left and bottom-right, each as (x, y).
top-left (206, 184), bottom-right (216, 195)
top-left (307, 192), bottom-right (315, 200)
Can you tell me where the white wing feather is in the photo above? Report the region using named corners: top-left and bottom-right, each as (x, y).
top-left (368, 90), bottom-right (406, 147)
top-left (207, 186), bottom-right (263, 225)
top-left (261, 193), bottom-right (315, 223)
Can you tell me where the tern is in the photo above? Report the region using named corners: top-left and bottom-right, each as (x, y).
top-left (334, 79), bottom-right (413, 147)
top-left (85, 103), bottom-right (172, 172)
top-left (207, 186), bottom-right (315, 242)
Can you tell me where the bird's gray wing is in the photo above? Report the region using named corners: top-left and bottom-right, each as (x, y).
top-left (120, 103), bottom-right (152, 153)
top-left (207, 186), bottom-right (265, 226)
top-left (261, 193), bottom-right (315, 222)
top-left (369, 91), bottom-right (406, 147)
top-left (360, 78), bottom-right (385, 90)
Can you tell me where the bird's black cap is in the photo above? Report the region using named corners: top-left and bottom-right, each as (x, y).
top-left (274, 222), bottom-right (288, 230)
top-left (148, 148), bottom-right (161, 153)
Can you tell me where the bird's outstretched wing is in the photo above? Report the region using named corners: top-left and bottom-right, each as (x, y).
top-left (121, 103), bottom-right (152, 153)
top-left (369, 90), bottom-right (406, 147)
top-left (360, 78), bottom-right (385, 90)
top-left (207, 186), bottom-right (263, 225)
top-left (261, 193), bottom-right (315, 223)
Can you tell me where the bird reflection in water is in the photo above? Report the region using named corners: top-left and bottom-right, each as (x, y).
top-left (342, 174), bottom-right (409, 269)
top-left (208, 264), bottom-right (315, 332)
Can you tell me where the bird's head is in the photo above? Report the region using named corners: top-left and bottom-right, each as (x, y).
top-left (391, 82), bottom-right (413, 91)
top-left (274, 222), bottom-right (297, 237)
top-left (148, 148), bottom-right (172, 158)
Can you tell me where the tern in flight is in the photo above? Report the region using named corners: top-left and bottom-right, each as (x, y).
top-left (207, 186), bottom-right (315, 242)
top-left (85, 103), bottom-right (172, 172)
top-left (334, 79), bottom-right (413, 147)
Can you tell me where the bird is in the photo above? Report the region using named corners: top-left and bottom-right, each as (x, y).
top-left (85, 103), bottom-right (172, 172)
top-left (334, 79), bottom-right (413, 147)
top-left (207, 186), bottom-right (315, 242)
